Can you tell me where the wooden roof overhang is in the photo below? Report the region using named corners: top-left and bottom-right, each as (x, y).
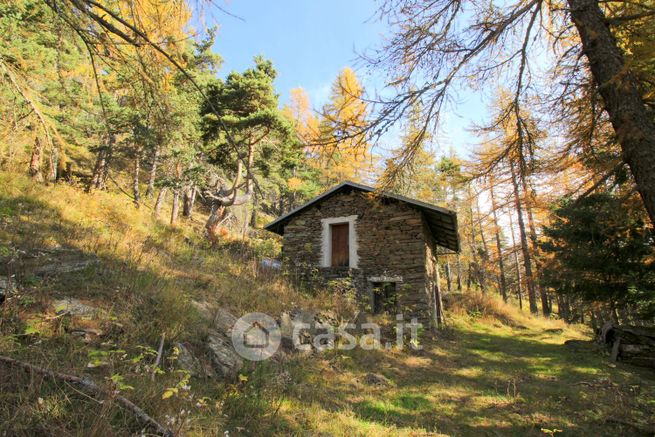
top-left (264, 181), bottom-right (460, 253)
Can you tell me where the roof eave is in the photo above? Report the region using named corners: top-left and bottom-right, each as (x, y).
top-left (263, 181), bottom-right (460, 252)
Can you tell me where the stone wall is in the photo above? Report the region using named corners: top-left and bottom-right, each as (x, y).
top-left (282, 189), bottom-right (436, 322)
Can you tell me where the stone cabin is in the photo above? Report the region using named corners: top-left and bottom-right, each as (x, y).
top-left (265, 181), bottom-right (459, 327)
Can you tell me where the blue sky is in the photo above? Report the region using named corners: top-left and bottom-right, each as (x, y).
top-left (206, 0), bottom-right (488, 158)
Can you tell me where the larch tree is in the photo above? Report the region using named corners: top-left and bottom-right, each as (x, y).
top-left (509, 160), bottom-right (539, 313)
top-left (355, 0), bottom-right (655, 225)
top-left (283, 87), bottom-right (320, 146)
top-left (316, 67), bottom-right (376, 184)
top-left (470, 90), bottom-right (549, 314)
top-left (0, 0), bottom-right (93, 183)
top-left (488, 175), bottom-right (509, 302)
top-left (434, 155), bottom-right (467, 291)
top-left (506, 197), bottom-right (525, 310)
top-left (382, 100), bottom-right (441, 202)
top-left (279, 87), bottom-right (323, 208)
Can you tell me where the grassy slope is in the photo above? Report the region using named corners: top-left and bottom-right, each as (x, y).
top-left (0, 173), bottom-right (653, 436)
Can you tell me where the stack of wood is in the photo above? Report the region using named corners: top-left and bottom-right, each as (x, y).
top-left (598, 323), bottom-right (655, 368)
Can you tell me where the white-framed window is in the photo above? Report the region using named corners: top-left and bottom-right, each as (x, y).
top-left (320, 215), bottom-right (359, 268)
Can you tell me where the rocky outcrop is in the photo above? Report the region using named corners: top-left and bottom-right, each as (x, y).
top-left (190, 300), bottom-right (214, 324)
top-left (206, 307), bottom-right (243, 377)
top-left (278, 308), bottom-right (344, 353)
top-left (172, 307), bottom-right (244, 379)
top-left (0, 276), bottom-right (10, 305)
top-left (68, 327), bottom-right (103, 343)
top-left (53, 298), bottom-right (99, 318)
top-left (213, 307), bottom-right (238, 336)
top-left (10, 247), bottom-right (97, 277)
top-left (363, 372), bottom-right (391, 386)
top-left (175, 342), bottom-right (212, 377)
top-left (206, 329), bottom-right (243, 378)
top-left (0, 276), bottom-right (11, 293)
top-left (279, 309), bottom-right (313, 351)
top-left (599, 323), bottom-right (655, 368)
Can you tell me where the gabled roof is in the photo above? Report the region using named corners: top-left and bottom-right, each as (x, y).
top-left (264, 181), bottom-right (459, 252)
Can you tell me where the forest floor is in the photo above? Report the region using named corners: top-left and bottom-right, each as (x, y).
top-left (0, 172), bottom-right (653, 436)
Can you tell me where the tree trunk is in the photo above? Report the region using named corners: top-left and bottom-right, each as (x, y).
top-left (170, 189), bottom-right (180, 226)
top-left (568, 0), bottom-right (655, 224)
top-left (475, 195), bottom-right (490, 292)
top-left (456, 253), bottom-right (463, 291)
top-left (29, 136), bottom-right (43, 182)
top-left (89, 135), bottom-right (114, 191)
top-left (466, 262), bottom-right (473, 291)
top-left (205, 203), bottom-right (227, 244)
top-left (65, 162), bottom-right (73, 183)
top-left (154, 188), bottom-right (167, 219)
top-left (528, 204), bottom-right (549, 315)
top-left (507, 204), bottom-right (524, 309)
top-left (47, 143), bottom-right (58, 183)
top-left (204, 143), bottom-right (256, 244)
top-left (476, 197), bottom-right (489, 256)
top-left (132, 151), bottom-right (141, 208)
top-left (445, 259), bottom-right (452, 292)
top-left (145, 144), bottom-right (160, 198)
top-left (618, 306), bottom-right (630, 326)
top-left (557, 294), bottom-right (567, 321)
top-left (562, 296), bottom-right (571, 323)
top-left (610, 301), bottom-right (621, 324)
top-left (510, 162), bottom-right (538, 314)
top-left (100, 141), bottom-right (112, 188)
top-left (520, 174), bottom-right (549, 316)
top-left (489, 182), bottom-right (508, 302)
top-left (182, 185), bottom-right (196, 218)
top-left (467, 185), bottom-right (485, 292)
top-left (562, 296), bottom-right (571, 322)
top-left (88, 149), bottom-right (105, 190)
top-left (250, 193), bottom-right (258, 228)
top-left (433, 256), bottom-right (445, 329)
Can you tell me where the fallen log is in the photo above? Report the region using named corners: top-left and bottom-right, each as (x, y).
top-left (598, 323), bottom-right (655, 369)
top-left (0, 355), bottom-right (173, 436)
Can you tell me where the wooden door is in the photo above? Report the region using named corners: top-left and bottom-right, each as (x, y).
top-left (330, 223), bottom-right (349, 267)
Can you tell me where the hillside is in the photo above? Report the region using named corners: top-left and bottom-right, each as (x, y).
top-left (0, 174), bottom-right (653, 436)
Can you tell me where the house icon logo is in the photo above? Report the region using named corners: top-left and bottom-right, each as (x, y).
top-left (243, 321), bottom-right (270, 349)
top-left (231, 312), bottom-right (281, 361)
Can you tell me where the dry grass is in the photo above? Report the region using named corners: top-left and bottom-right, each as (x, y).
top-left (446, 291), bottom-right (569, 331)
top-left (0, 172), bottom-right (336, 435)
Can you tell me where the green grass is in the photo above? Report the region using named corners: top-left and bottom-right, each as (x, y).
top-left (270, 314), bottom-right (655, 436)
top-left (0, 172), bottom-right (653, 436)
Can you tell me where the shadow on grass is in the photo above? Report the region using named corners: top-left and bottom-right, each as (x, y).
top-left (281, 323), bottom-right (655, 436)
